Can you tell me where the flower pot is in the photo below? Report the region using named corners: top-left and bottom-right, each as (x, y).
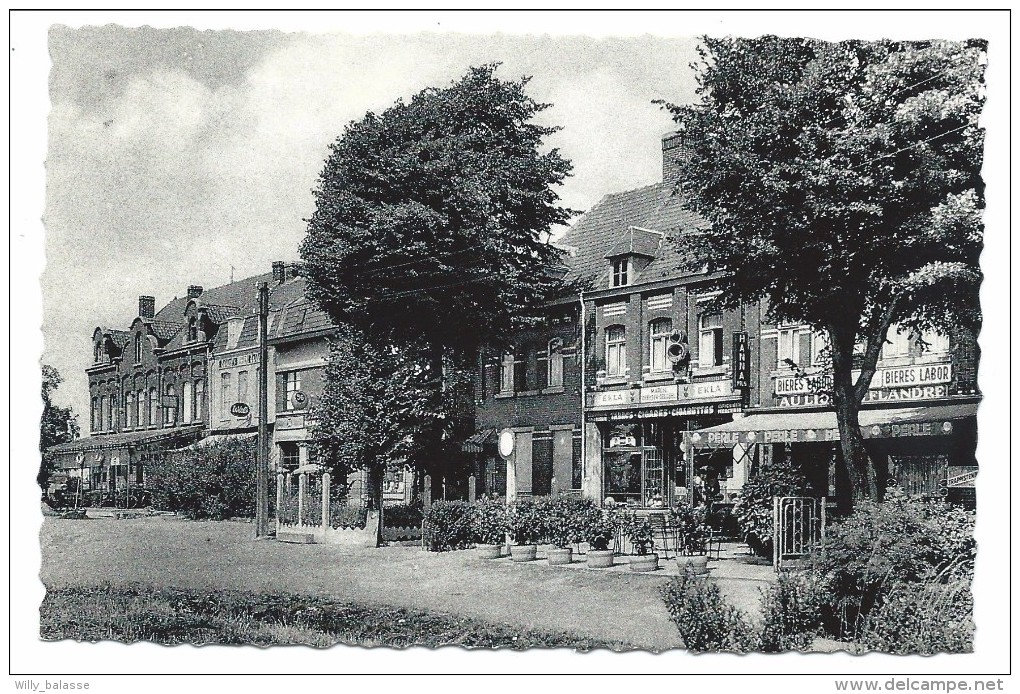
top-left (510, 544), bottom-right (538, 562)
top-left (587, 549), bottom-right (615, 569)
top-left (547, 547), bottom-right (572, 566)
top-left (629, 553), bottom-right (659, 572)
top-left (476, 544), bottom-right (501, 559)
top-left (676, 554), bottom-right (710, 575)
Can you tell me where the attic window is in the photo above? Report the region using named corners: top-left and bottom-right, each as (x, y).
top-left (226, 318), bottom-right (243, 350)
top-left (612, 258), bottom-right (629, 287)
top-left (187, 317), bottom-right (198, 342)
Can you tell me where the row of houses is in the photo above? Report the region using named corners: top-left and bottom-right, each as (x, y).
top-left (48, 132), bottom-right (980, 512)
top-left (468, 133), bottom-right (980, 511)
top-left (47, 262), bottom-right (412, 505)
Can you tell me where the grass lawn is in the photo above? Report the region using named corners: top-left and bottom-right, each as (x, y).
top-left (41, 584), bottom-right (628, 650)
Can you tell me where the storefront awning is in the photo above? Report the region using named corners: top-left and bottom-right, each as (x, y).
top-left (687, 402), bottom-right (978, 448)
top-left (171, 432), bottom-right (256, 452)
top-left (461, 427), bottom-right (498, 453)
top-left (48, 426), bottom-right (205, 468)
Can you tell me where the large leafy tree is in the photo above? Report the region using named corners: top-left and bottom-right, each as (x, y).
top-left (301, 64), bottom-right (573, 487)
top-left (661, 37), bottom-right (985, 504)
top-left (301, 63), bottom-right (573, 356)
top-left (38, 364), bottom-right (80, 490)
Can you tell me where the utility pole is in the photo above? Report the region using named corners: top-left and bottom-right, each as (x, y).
top-left (255, 281), bottom-right (271, 538)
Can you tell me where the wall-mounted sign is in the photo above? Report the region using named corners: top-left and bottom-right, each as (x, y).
top-left (291, 390), bottom-right (309, 410)
top-left (589, 380), bottom-right (737, 410)
top-left (276, 413), bottom-right (305, 431)
top-left (732, 332), bottom-right (750, 389)
top-left (590, 389), bottom-right (638, 408)
top-left (498, 429), bottom-right (515, 459)
top-left (230, 402), bottom-right (251, 418)
top-left (775, 364), bottom-right (952, 397)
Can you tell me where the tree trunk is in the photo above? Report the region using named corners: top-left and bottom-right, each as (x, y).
top-left (369, 464), bottom-right (384, 547)
top-left (829, 330), bottom-right (880, 509)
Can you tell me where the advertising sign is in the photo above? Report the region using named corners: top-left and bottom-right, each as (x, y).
top-left (732, 331), bottom-right (750, 389)
top-left (230, 402), bottom-right (251, 417)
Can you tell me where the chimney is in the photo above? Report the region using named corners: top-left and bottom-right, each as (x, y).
top-left (662, 130), bottom-right (692, 185)
top-left (272, 261), bottom-right (286, 285)
top-left (138, 296), bottom-right (155, 319)
top-left (187, 285), bottom-right (204, 299)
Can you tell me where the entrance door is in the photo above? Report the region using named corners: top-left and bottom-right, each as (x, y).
top-left (604, 451), bottom-right (641, 504)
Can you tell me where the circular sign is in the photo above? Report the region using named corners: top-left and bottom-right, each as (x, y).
top-left (291, 390), bottom-right (309, 410)
top-left (230, 402), bottom-right (251, 418)
top-left (498, 429), bottom-right (515, 459)
top-left (75, 453), bottom-right (85, 465)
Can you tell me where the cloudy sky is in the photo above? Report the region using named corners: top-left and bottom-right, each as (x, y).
top-left (41, 24), bottom-right (704, 421)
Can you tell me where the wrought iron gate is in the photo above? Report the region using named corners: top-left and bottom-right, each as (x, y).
top-left (772, 496), bottom-right (826, 571)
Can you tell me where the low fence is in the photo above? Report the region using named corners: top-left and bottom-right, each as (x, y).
top-left (275, 470), bottom-right (379, 546)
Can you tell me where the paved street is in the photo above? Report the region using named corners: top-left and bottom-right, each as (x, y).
top-left (40, 515), bottom-right (774, 651)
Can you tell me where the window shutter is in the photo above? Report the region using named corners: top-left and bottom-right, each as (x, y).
top-left (798, 331), bottom-right (812, 367)
top-left (276, 373), bottom-right (287, 412)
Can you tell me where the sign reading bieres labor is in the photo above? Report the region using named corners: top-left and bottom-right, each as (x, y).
top-left (774, 363), bottom-right (953, 403)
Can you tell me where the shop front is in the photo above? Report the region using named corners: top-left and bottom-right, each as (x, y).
top-left (586, 379), bottom-right (744, 508)
top-left (685, 401), bottom-right (979, 506)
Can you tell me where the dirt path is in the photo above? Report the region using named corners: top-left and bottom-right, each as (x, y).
top-left (41, 516), bottom-right (686, 650)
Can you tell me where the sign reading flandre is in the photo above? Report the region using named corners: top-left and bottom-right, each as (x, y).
top-left (775, 364), bottom-right (952, 396)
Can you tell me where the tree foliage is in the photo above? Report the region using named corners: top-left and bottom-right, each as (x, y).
top-left (661, 37), bottom-right (985, 503)
top-left (300, 63), bottom-right (574, 357)
top-left (38, 364), bottom-right (80, 489)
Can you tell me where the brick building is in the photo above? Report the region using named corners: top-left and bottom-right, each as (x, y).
top-left (473, 132), bottom-right (980, 509)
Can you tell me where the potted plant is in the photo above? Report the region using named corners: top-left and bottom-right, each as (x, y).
top-left (473, 495), bottom-right (507, 559)
top-left (671, 501), bottom-right (710, 575)
top-left (506, 499), bottom-right (544, 562)
top-left (583, 508), bottom-right (618, 569)
top-left (545, 497), bottom-right (587, 565)
top-left (621, 512), bottom-right (658, 572)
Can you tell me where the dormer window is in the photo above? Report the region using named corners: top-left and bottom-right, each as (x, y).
top-left (226, 317), bottom-right (244, 350)
top-left (94, 342), bottom-right (104, 364)
top-left (187, 317), bottom-right (198, 342)
top-left (612, 258), bottom-right (629, 287)
top-left (134, 334), bottom-right (142, 364)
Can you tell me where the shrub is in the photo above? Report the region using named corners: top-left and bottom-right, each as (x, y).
top-left (808, 493), bottom-right (976, 639)
top-left (733, 458), bottom-right (812, 557)
top-left (472, 495), bottom-right (508, 545)
top-left (506, 499), bottom-right (546, 545)
top-left (331, 502), bottom-right (368, 530)
top-left (661, 569), bottom-right (758, 652)
top-left (582, 507), bottom-right (618, 552)
top-left (422, 501), bottom-right (474, 552)
top-left (543, 496), bottom-right (595, 549)
top-left (147, 438), bottom-right (256, 520)
top-left (383, 503), bottom-right (424, 529)
top-left (670, 501), bottom-right (709, 556)
top-left (758, 572), bottom-right (826, 652)
top-left (619, 512), bottom-right (654, 556)
top-left (858, 575), bottom-right (974, 654)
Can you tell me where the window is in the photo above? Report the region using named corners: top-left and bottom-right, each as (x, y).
top-left (883, 325), bottom-right (913, 360)
top-left (164, 384), bottom-right (177, 426)
top-left (513, 346), bottom-right (528, 392)
top-left (811, 330), bottom-right (831, 367)
top-left (499, 352), bottom-right (515, 394)
top-left (649, 318), bottom-right (673, 373)
top-left (94, 342), bottom-right (104, 364)
top-left (279, 442), bottom-right (300, 470)
top-left (91, 397), bottom-right (99, 432)
top-left (611, 258), bottom-right (629, 287)
top-left (547, 338), bottom-right (563, 388)
top-left (194, 380), bottom-right (204, 423)
top-left (698, 311), bottom-right (724, 367)
top-left (183, 381), bottom-right (194, 423)
top-left (285, 371), bottom-right (302, 410)
top-left (126, 392), bottom-right (135, 428)
top-left (149, 388), bottom-right (158, 426)
top-left (221, 373), bottom-right (233, 420)
top-left (919, 329), bottom-right (950, 354)
top-left (134, 334), bottom-right (142, 364)
top-left (136, 390), bottom-right (144, 428)
top-left (237, 370), bottom-right (249, 405)
top-left (606, 325), bottom-right (627, 377)
top-left (187, 317), bottom-right (198, 342)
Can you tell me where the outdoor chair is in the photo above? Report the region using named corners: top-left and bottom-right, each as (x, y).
top-left (706, 528), bottom-right (723, 561)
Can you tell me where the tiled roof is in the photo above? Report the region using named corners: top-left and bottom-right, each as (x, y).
top-left (269, 298), bottom-right (335, 341)
top-left (200, 303), bottom-right (242, 325)
top-left (604, 226), bottom-right (664, 259)
top-left (152, 271), bottom-right (276, 324)
top-left (147, 320), bottom-right (181, 343)
top-left (558, 183), bottom-right (708, 290)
